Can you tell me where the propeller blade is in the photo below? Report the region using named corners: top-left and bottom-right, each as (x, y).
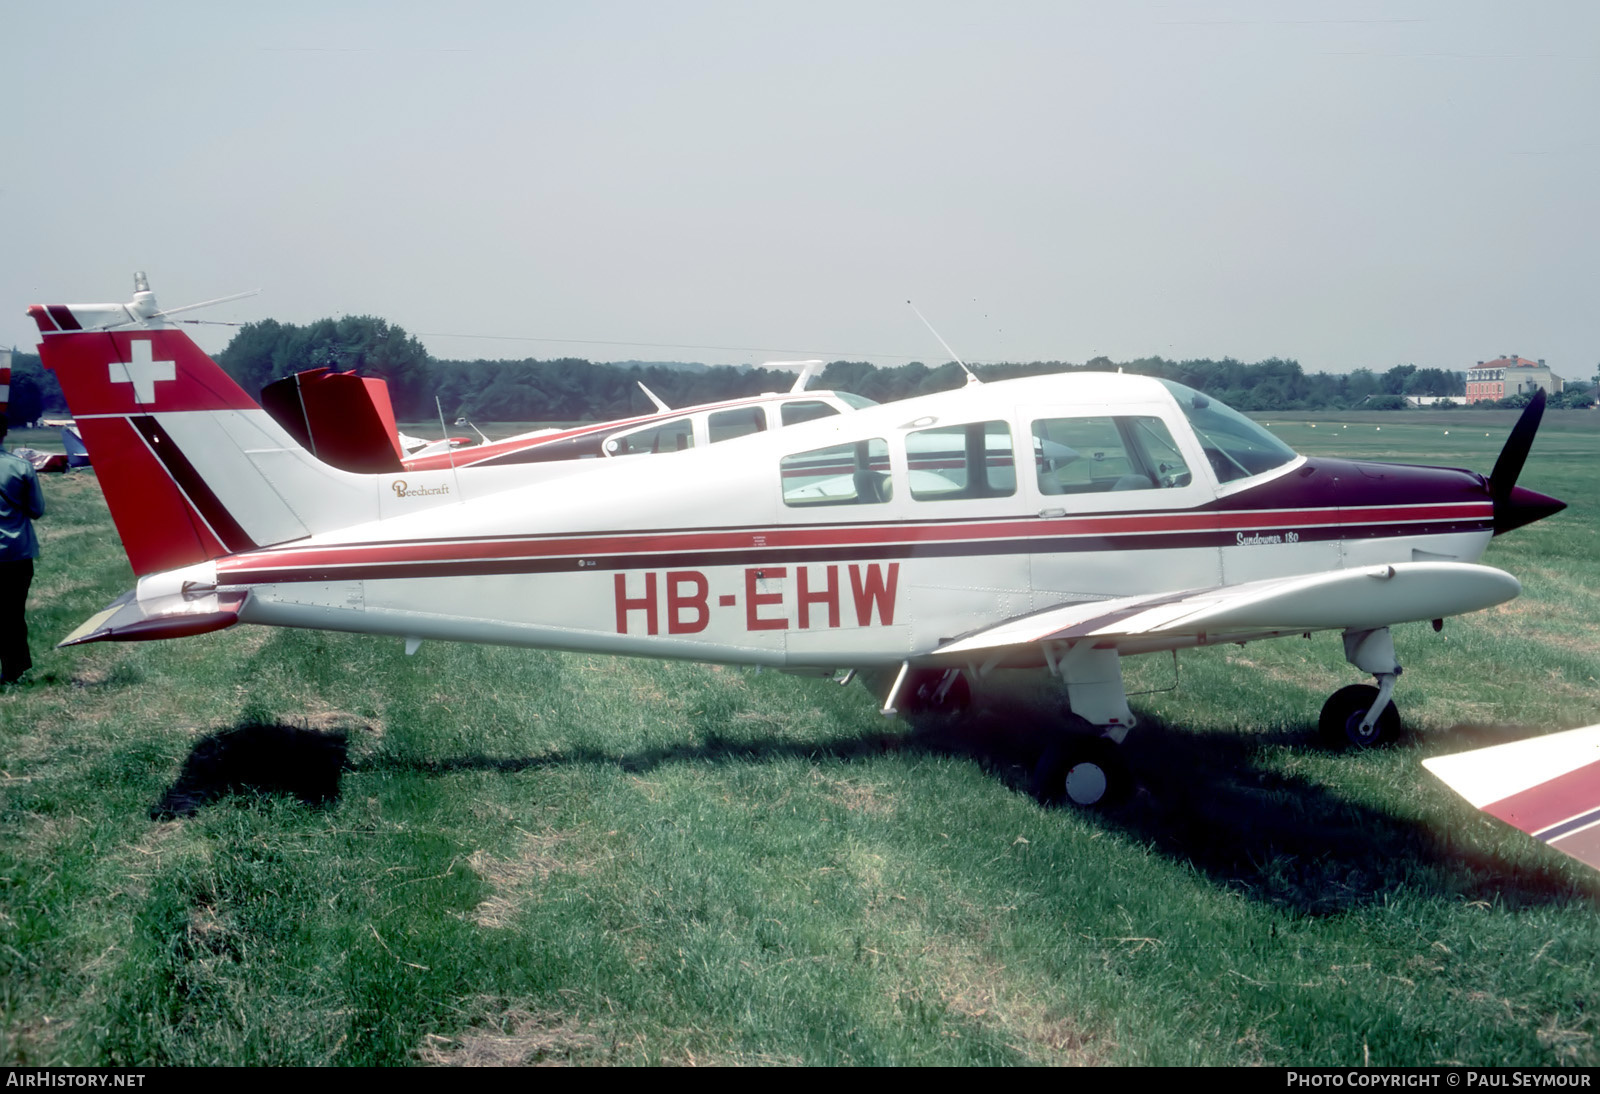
top-left (1488, 388), bottom-right (1546, 501)
top-left (1485, 389), bottom-right (1565, 535)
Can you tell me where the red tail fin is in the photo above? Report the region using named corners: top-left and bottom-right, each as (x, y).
top-left (29, 315), bottom-right (263, 575)
top-left (31, 281), bottom-right (387, 580)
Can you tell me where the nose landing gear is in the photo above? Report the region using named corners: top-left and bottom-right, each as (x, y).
top-left (1322, 627), bottom-right (1403, 749)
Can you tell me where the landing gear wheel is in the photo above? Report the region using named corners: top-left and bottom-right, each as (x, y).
top-left (902, 669), bottom-right (971, 716)
top-left (1319, 684), bottom-right (1400, 749)
top-left (1032, 733), bottom-right (1132, 808)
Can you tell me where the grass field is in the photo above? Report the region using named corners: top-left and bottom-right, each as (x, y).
top-left (2, 411), bottom-right (1599, 1066)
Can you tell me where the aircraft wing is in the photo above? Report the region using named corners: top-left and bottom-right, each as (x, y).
top-left (931, 562), bottom-right (1520, 659)
top-left (1424, 724), bottom-right (1600, 873)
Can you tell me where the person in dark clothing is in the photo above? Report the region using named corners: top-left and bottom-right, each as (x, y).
top-left (0, 422), bottom-right (45, 683)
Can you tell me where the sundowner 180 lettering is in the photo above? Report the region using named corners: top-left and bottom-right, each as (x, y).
top-left (613, 563), bottom-right (900, 635)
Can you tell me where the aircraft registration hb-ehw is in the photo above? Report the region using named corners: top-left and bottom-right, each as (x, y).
top-left (28, 277), bottom-right (1567, 806)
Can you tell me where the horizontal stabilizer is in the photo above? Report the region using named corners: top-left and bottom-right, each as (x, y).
top-left (59, 588), bottom-right (245, 647)
top-left (1424, 724), bottom-right (1600, 873)
top-left (934, 562), bottom-right (1520, 658)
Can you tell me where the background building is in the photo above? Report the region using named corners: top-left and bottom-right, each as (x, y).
top-left (1464, 356), bottom-right (1564, 404)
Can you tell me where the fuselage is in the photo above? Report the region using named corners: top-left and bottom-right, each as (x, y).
top-left (153, 372), bottom-right (1497, 669)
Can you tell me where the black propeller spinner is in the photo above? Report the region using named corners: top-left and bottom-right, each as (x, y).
top-left (1486, 389), bottom-right (1566, 535)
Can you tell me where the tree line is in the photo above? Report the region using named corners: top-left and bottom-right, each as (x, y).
top-left (7, 314), bottom-right (1591, 426)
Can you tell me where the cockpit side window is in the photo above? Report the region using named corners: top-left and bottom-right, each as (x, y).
top-left (780, 400), bottom-right (841, 426)
top-left (1032, 416), bottom-right (1192, 494)
top-left (907, 421), bottom-right (1016, 501)
top-left (781, 438), bottom-right (893, 507)
top-left (1158, 380), bottom-right (1296, 484)
top-left (709, 407), bottom-right (766, 444)
top-left (607, 417), bottom-right (695, 456)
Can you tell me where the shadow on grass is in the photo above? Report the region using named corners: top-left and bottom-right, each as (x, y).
top-left (152, 722), bottom-right (350, 819)
top-left (348, 684), bottom-right (1599, 917)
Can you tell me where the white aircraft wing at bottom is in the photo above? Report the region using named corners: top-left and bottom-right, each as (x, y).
top-left (932, 562), bottom-right (1521, 658)
top-left (1424, 724), bottom-right (1600, 873)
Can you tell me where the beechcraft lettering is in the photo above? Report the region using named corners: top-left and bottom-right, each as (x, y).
top-left (30, 275), bottom-right (1568, 812)
top-left (390, 480), bottom-right (451, 498)
top-left (613, 563), bottom-right (899, 635)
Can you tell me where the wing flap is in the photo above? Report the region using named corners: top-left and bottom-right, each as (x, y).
top-left (934, 562), bottom-right (1520, 657)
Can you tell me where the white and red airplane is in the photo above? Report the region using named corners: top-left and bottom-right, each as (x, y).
top-left (28, 277), bottom-right (1566, 806)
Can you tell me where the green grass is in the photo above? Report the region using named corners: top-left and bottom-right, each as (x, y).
top-left (2, 412), bottom-right (1598, 1066)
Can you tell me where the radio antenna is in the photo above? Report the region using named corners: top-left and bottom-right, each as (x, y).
top-left (906, 300), bottom-right (980, 386)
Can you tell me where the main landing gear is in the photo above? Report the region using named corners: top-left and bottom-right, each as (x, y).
top-left (1030, 717), bottom-right (1133, 808)
top-left (1320, 627), bottom-right (1404, 749)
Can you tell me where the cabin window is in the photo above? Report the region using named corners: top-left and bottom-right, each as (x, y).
top-left (708, 407), bottom-right (766, 444)
top-left (606, 417), bottom-right (695, 456)
top-left (1158, 380), bottom-right (1295, 483)
top-left (780, 438), bottom-right (893, 507)
top-left (780, 400), bottom-right (841, 427)
top-left (907, 421), bottom-right (1016, 501)
top-left (1032, 416), bottom-right (1192, 495)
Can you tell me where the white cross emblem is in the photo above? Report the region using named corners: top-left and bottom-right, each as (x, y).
top-left (110, 339), bottom-right (176, 404)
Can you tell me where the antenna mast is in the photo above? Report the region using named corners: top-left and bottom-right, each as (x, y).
top-left (906, 301), bottom-right (980, 386)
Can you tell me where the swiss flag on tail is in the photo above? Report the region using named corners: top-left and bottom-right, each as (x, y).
top-left (26, 318), bottom-right (257, 417)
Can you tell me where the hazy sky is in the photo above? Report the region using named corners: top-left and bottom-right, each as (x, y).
top-left (5, 1), bottom-right (1597, 376)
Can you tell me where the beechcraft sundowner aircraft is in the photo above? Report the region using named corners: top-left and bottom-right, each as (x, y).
top-left (29, 278), bottom-right (1567, 807)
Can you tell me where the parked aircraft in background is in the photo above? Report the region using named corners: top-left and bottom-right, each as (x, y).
top-left (29, 276), bottom-right (1566, 806)
top-left (262, 358), bottom-right (874, 476)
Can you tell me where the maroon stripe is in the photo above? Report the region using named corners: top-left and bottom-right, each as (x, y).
top-left (221, 503), bottom-right (1491, 575)
top-left (129, 416), bottom-right (259, 555)
top-left (216, 517), bottom-right (1491, 587)
top-left (1482, 758), bottom-right (1600, 835)
top-left (47, 305), bottom-right (81, 331)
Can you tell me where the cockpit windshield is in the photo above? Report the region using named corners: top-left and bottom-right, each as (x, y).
top-left (1158, 380), bottom-right (1297, 484)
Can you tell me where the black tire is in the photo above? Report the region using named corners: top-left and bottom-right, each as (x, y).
top-left (1319, 684), bottom-right (1400, 749)
top-left (1032, 733), bottom-right (1132, 808)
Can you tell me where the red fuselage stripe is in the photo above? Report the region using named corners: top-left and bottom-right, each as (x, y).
top-left (216, 503), bottom-right (1492, 578)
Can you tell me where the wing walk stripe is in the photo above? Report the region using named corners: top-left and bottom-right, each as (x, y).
top-left (1481, 757), bottom-right (1600, 835)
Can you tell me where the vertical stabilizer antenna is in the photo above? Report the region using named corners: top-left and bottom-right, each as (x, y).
top-left (85, 272), bottom-right (261, 331)
top-left (906, 300), bottom-right (980, 386)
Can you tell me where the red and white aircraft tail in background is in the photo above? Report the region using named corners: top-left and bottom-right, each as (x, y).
top-left (29, 276), bottom-right (1567, 805)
